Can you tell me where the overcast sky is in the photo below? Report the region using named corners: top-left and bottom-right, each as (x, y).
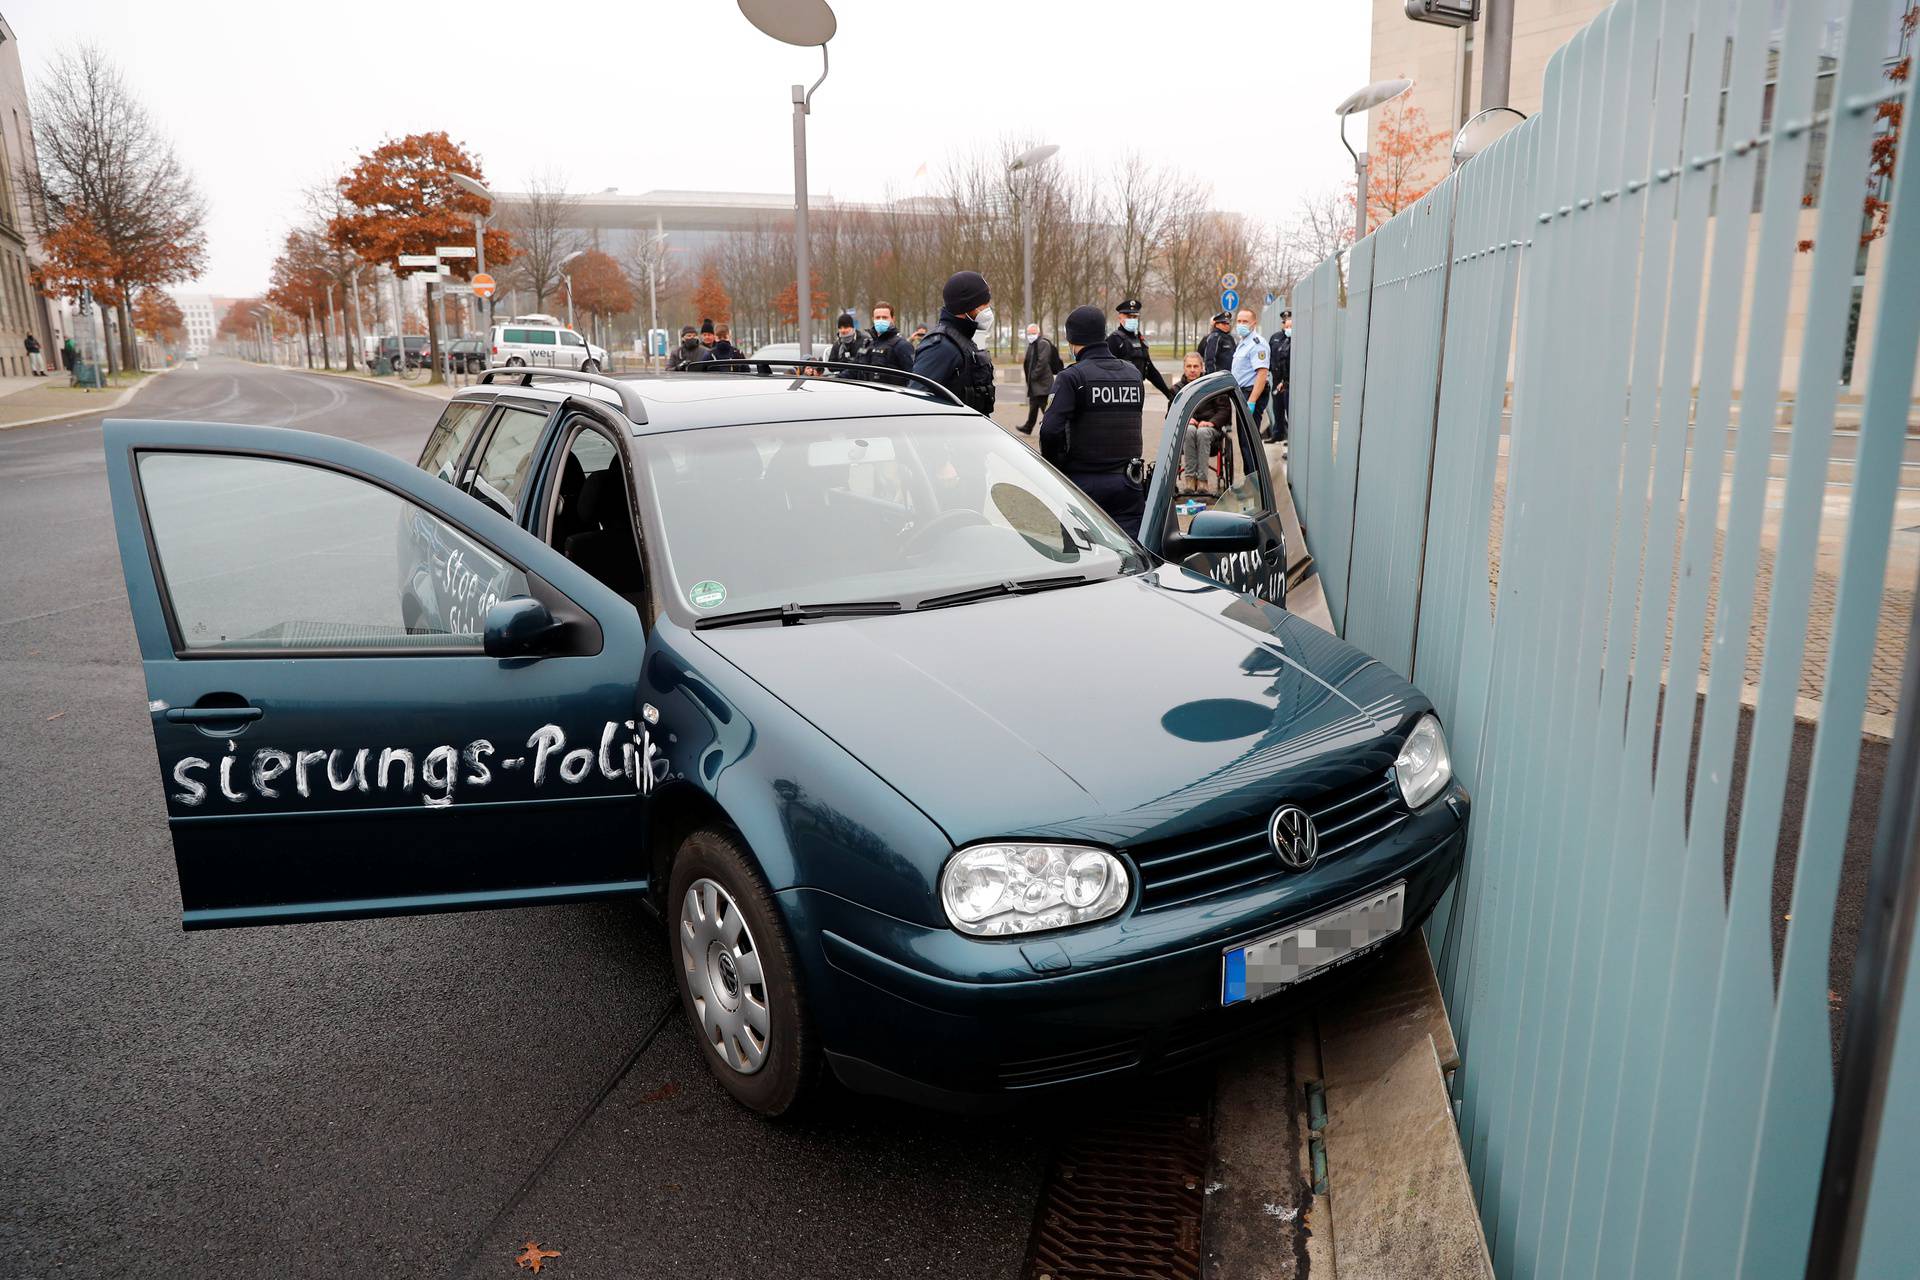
top-left (18, 1), bottom-right (1368, 296)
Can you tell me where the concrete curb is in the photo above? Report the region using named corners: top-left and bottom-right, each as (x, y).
top-left (0, 365), bottom-right (178, 431)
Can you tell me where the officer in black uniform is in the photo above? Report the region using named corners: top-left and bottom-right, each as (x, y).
top-left (1198, 311), bottom-right (1237, 375)
top-left (1040, 304), bottom-right (1148, 538)
top-left (912, 270), bottom-right (997, 415)
top-left (828, 312), bottom-right (868, 365)
top-left (1107, 298), bottom-right (1173, 402)
top-left (853, 300), bottom-right (915, 381)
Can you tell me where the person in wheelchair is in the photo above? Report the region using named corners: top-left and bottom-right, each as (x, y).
top-left (1170, 353), bottom-right (1234, 496)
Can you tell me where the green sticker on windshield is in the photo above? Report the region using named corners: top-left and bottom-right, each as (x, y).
top-left (689, 580), bottom-right (728, 610)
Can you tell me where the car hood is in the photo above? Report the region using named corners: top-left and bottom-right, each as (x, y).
top-left (693, 570), bottom-right (1420, 847)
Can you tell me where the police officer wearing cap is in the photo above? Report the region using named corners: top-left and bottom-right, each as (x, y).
top-left (913, 270), bottom-right (998, 415)
top-left (1108, 298), bottom-right (1173, 402)
top-left (1040, 305), bottom-right (1149, 537)
top-left (1198, 312), bottom-right (1237, 376)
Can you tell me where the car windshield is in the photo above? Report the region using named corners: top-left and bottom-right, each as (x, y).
top-left (637, 414), bottom-right (1149, 621)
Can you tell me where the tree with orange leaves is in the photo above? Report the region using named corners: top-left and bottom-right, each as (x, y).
top-left (328, 132), bottom-right (514, 382)
top-left (692, 256), bottom-right (731, 326)
top-left (1367, 96), bottom-right (1450, 230)
top-left (566, 250), bottom-right (635, 346)
top-left (773, 279), bottom-right (826, 331)
top-left (268, 229), bottom-right (338, 369)
top-left (132, 289), bottom-right (185, 351)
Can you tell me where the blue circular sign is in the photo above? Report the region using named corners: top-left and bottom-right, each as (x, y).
top-left (1221, 288), bottom-right (1239, 314)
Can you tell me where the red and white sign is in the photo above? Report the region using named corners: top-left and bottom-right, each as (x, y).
top-left (471, 273), bottom-right (497, 299)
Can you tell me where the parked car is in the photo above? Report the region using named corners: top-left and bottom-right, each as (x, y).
top-left (374, 335), bottom-right (430, 370)
top-left (737, 341), bottom-right (829, 368)
top-left (445, 336), bottom-right (487, 374)
top-left (489, 323), bottom-right (607, 372)
top-left (101, 366), bottom-right (1466, 1115)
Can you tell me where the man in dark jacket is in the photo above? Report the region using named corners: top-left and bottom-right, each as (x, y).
top-left (1018, 323), bottom-right (1062, 434)
top-left (828, 312), bottom-right (868, 365)
top-left (1040, 304), bottom-right (1147, 537)
top-left (853, 300), bottom-right (914, 381)
top-left (1170, 352), bottom-right (1234, 494)
top-left (710, 322), bottom-right (744, 362)
top-left (1197, 312), bottom-right (1236, 375)
top-left (912, 270), bottom-right (997, 415)
top-left (1266, 310), bottom-right (1293, 443)
top-left (1107, 298), bottom-right (1172, 402)
top-left (698, 318), bottom-right (717, 351)
top-left (668, 325), bottom-right (712, 370)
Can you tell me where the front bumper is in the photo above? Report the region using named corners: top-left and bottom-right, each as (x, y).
top-left (783, 782), bottom-right (1468, 1110)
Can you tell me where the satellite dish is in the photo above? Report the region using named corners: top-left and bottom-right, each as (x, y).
top-left (1334, 78), bottom-right (1414, 117)
top-left (1453, 106), bottom-right (1528, 165)
top-left (737, 0), bottom-right (836, 46)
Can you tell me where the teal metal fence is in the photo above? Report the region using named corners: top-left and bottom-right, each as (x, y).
top-left (1287, 0), bottom-right (1920, 1275)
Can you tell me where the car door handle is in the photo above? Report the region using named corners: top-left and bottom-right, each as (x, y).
top-left (165, 705), bottom-right (263, 724)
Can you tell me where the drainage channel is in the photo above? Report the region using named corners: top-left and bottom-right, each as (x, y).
top-left (1021, 1076), bottom-right (1214, 1280)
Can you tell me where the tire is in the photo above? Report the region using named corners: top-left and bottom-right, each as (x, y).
top-left (667, 826), bottom-right (817, 1115)
top-left (506, 356), bottom-right (525, 368)
top-left (579, 359), bottom-right (600, 373)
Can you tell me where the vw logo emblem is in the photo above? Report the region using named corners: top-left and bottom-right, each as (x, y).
top-left (1268, 804), bottom-right (1319, 872)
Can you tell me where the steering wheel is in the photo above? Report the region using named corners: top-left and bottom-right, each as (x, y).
top-left (900, 508), bottom-right (991, 557)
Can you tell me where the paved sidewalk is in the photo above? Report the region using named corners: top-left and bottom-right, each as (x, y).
top-left (0, 368), bottom-right (174, 430)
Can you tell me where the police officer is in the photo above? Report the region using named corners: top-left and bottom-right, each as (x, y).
top-left (1040, 305), bottom-right (1148, 537)
top-left (1198, 311), bottom-right (1237, 375)
top-left (1108, 298), bottom-right (1173, 402)
top-left (828, 312), bottom-right (868, 365)
top-left (1267, 309), bottom-right (1293, 442)
top-left (912, 270), bottom-right (997, 415)
top-left (853, 299), bottom-right (915, 380)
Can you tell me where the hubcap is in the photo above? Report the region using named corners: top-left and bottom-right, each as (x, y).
top-left (680, 878), bottom-right (771, 1075)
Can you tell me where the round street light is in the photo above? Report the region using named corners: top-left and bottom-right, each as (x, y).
top-left (738, 0), bottom-right (836, 359)
top-left (1009, 143), bottom-right (1059, 173)
top-left (1335, 78), bottom-right (1415, 243)
top-left (450, 173), bottom-right (495, 331)
top-left (558, 249), bottom-right (585, 331)
top-left (1452, 106), bottom-right (1528, 167)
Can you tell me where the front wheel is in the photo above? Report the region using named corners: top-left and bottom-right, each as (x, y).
top-left (579, 359), bottom-right (600, 373)
top-left (668, 827), bottom-right (817, 1115)
top-left (506, 356), bottom-right (526, 368)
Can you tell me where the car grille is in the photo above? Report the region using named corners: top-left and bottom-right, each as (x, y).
top-left (1128, 772), bottom-right (1407, 914)
top-left (997, 1037), bottom-right (1146, 1089)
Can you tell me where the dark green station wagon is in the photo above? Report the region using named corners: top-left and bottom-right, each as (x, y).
top-left (104, 364), bottom-right (1467, 1113)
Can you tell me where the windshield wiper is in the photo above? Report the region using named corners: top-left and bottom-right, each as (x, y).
top-left (916, 574), bottom-right (1093, 611)
top-left (693, 600), bottom-right (904, 630)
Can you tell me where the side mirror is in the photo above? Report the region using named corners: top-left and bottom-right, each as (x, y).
top-left (483, 596), bottom-right (564, 658)
top-left (1165, 509), bottom-right (1260, 558)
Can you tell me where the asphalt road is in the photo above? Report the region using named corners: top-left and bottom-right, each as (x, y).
top-left (0, 361), bottom-right (1048, 1279)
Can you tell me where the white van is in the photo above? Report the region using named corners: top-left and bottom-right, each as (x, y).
top-left (489, 323), bottom-right (608, 371)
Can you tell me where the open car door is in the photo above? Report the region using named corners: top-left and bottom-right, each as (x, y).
top-left (1138, 371), bottom-right (1288, 605)
top-left (103, 418), bottom-right (653, 929)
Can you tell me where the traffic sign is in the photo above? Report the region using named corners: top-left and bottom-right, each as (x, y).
top-left (471, 272), bottom-right (497, 299)
top-left (397, 254), bottom-right (439, 267)
top-left (1221, 288), bottom-right (1239, 314)
top-left (436, 246), bottom-right (477, 259)
top-left (1265, 291), bottom-right (1277, 307)
top-left (1220, 272), bottom-right (1238, 290)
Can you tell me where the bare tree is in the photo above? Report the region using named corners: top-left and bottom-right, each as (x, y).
top-left (28, 45), bottom-right (208, 372)
top-left (1111, 152), bottom-right (1177, 303)
top-left (1288, 188), bottom-right (1356, 305)
top-left (504, 169), bottom-right (581, 311)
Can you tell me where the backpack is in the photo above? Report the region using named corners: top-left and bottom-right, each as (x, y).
top-left (923, 327), bottom-right (996, 415)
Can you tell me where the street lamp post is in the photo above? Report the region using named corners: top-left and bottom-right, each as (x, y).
top-left (558, 249), bottom-right (584, 332)
top-left (1334, 79), bottom-right (1414, 243)
top-left (251, 307), bottom-right (270, 366)
top-left (738, 0), bottom-right (836, 359)
top-left (645, 229), bottom-right (669, 368)
top-left (1006, 144), bottom-right (1059, 340)
top-left (450, 172), bottom-right (494, 335)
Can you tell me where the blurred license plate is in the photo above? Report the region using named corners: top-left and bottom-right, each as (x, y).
top-left (1221, 882), bottom-right (1406, 1005)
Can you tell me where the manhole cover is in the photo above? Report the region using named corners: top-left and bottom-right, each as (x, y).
top-left (1023, 1080), bottom-right (1212, 1280)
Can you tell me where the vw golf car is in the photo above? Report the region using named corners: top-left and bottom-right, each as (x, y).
top-left (103, 364), bottom-right (1467, 1114)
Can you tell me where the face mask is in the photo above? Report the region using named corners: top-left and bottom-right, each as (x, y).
top-left (874, 319), bottom-right (891, 334)
top-left (1121, 317), bottom-right (1139, 334)
top-left (840, 329), bottom-right (853, 339)
top-left (1234, 323), bottom-right (1251, 339)
top-left (973, 306), bottom-right (994, 329)
top-left (1025, 331), bottom-right (1038, 344)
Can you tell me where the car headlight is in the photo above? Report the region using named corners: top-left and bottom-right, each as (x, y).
top-left (940, 843), bottom-right (1131, 937)
top-left (1394, 714), bottom-right (1453, 809)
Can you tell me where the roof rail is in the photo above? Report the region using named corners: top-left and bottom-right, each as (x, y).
top-left (687, 358), bottom-right (969, 410)
top-left (477, 366), bottom-right (649, 423)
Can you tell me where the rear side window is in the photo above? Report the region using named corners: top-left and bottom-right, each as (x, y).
top-left (527, 330), bottom-right (557, 346)
top-left (418, 402), bottom-right (486, 484)
top-left (470, 406), bottom-right (550, 517)
top-left (504, 328), bottom-right (529, 343)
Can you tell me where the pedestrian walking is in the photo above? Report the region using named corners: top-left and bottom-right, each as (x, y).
top-left (25, 332), bottom-right (45, 376)
top-left (1197, 312), bottom-right (1236, 376)
top-left (1039, 304), bottom-right (1148, 538)
top-left (829, 312), bottom-right (868, 365)
top-left (912, 271), bottom-right (997, 414)
top-left (669, 324), bottom-right (713, 370)
top-left (1108, 298), bottom-right (1173, 402)
top-left (1170, 352), bottom-right (1233, 494)
top-left (1018, 323), bottom-right (1062, 434)
top-left (1267, 310), bottom-right (1292, 444)
top-left (1229, 309), bottom-right (1272, 439)
top-left (853, 301), bottom-right (915, 380)
top-left (711, 323), bottom-right (744, 362)
top-left (61, 336), bottom-right (78, 374)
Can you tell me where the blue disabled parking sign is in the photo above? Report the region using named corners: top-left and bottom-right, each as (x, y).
top-left (1221, 288), bottom-right (1239, 314)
